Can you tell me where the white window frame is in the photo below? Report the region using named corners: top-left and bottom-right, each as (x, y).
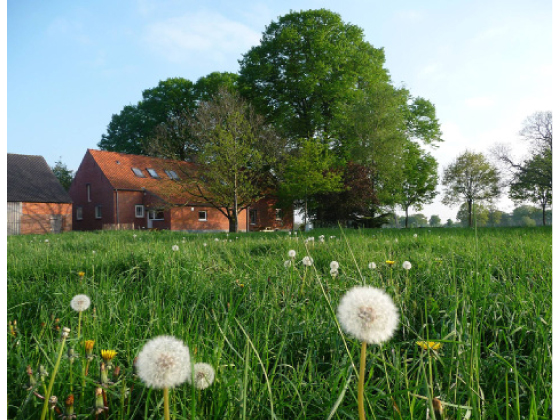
top-left (95, 205), bottom-right (102, 219)
top-left (76, 206), bottom-right (83, 220)
top-left (148, 209), bottom-right (165, 221)
top-left (275, 208), bottom-right (283, 221)
top-left (198, 210), bottom-right (207, 221)
top-left (135, 205), bottom-right (144, 218)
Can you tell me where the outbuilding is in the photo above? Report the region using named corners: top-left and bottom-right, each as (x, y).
top-left (7, 153), bottom-right (73, 235)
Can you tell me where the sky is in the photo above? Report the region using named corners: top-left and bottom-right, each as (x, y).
top-left (6, 0), bottom-right (554, 223)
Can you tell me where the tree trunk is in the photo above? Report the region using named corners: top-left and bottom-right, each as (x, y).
top-left (405, 206), bottom-right (409, 228)
top-left (229, 216), bottom-right (238, 233)
top-left (542, 203), bottom-right (546, 226)
top-left (468, 199), bottom-right (473, 228)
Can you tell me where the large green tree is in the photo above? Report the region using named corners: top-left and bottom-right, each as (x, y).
top-left (51, 159), bottom-right (74, 191)
top-left (98, 74), bottom-right (239, 157)
top-left (397, 141), bottom-right (438, 228)
top-left (239, 9), bottom-right (390, 144)
top-left (442, 151), bottom-right (500, 228)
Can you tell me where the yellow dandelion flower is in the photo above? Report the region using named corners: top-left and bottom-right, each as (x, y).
top-left (84, 340), bottom-right (95, 351)
top-left (101, 350), bottom-right (117, 363)
top-left (416, 341), bottom-right (442, 351)
top-left (78, 271), bottom-right (85, 278)
top-left (386, 260), bottom-right (395, 266)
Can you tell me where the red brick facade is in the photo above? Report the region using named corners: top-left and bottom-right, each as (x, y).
top-left (19, 202), bottom-right (72, 235)
top-left (70, 150), bottom-right (293, 232)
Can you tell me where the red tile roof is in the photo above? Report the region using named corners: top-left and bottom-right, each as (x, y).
top-left (88, 149), bottom-right (195, 204)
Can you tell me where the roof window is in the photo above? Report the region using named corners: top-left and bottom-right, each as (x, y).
top-left (146, 168), bottom-right (159, 178)
top-left (132, 168), bottom-right (145, 177)
top-left (164, 169), bottom-right (180, 180)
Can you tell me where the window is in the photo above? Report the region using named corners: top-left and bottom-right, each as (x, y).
top-left (86, 184), bottom-right (91, 202)
top-left (164, 169), bottom-right (180, 180)
top-left (198, 211), bottom-right (207, 221)
top-left (146, 168), bottom-right (159, 178)
top-left (275, 209), bottom-right (283, 221)
top-left (148, 209), bottom-right (164, 220)
top-left (76, 206), bottom-right (83, 220)
top-left (135, 205), bottom-right (144, 218)
top-left (249, 209), bottom-right (257, 225)
top-left (132, 168), bottom-right (145, 177)
top-left (95, 205), bottom-right (102, 219)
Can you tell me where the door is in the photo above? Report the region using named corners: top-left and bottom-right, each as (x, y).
top-left (51, 215), bottom-right (63, 233)
top-left (7, 202), bottom-right (21, 235)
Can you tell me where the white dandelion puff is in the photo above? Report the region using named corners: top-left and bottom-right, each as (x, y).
top-left (288, 250), bottom-right (296, 258)
top-left (214, 238), bottom-right (220, 242)
top-left (189, 363), bottom-right (215, 390)
top-left (172, 245), bottom-right (179, 252)
top-left (330, 268), bottom-right (339, 277)
top-left (402, 261), bottom-right (412, 270)
top-left (203, 243), bottom-right (207, 247)
top-left (368, 262), bottom-right (377, 270)
top-left (330, 261), bottom-right (339, 270)
top-left (44, 239), bottom-right (49, 243)
top-left (337, 286), bottom-right (399, 345)
top-left (284, 260), bottom-right (292, 268)
top-left (413, 234), bottom-right (418, 238)
top-left (70, 294), bottom-right (91, 312)
top-left (136, 335), bottom-right (191, 389)
top-left (302, 256), bottom-right (314, 267)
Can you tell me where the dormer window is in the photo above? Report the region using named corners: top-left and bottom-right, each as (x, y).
top-left (132, 168), bottom-right (145, 177)
top-left (146, 168), bottom-right (159, 178)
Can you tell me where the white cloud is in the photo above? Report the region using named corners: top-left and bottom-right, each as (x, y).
top-left (143, 11), bottom-right (261, 64)
top-left (464, 96), bottom-right (495, 109)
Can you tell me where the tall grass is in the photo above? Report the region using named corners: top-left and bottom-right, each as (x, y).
top-left (7, 227), bottom-right (552, 419)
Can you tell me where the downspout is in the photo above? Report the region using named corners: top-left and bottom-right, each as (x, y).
top-left (115, 188), bottom-right (120, 227)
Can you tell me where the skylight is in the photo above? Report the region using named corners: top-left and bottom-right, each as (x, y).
top-left (132, 167), bottom-right (145, 177)
top-left (146, 168), bottom-right (159, 178)
top-left (164, 169), bottom-right (180, 180)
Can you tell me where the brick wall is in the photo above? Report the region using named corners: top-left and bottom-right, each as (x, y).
top-left (20, 202), bottom-right (72, 234)
top-left (248, 197), bottom-right (293, 231)
top-left (69, 152), bottom-right (116, 231)
top-left (170, 205), bottom-right (248, 232)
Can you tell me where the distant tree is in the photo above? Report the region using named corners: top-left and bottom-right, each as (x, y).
top-left (487, 207), bottom-right (503, 227)
top-left (493, 111), bottom-right (552, 225)
top-left (51, 159), bottom-right (73, 191)
top-left (397, 141), bottom-right (438, 227)
top-left (194, 72), bottom-right (238, 101)
top-left (457, 203), bottom-right (489, 227)
top-left (408, 213), bottom-right (428, 228)
top-left (442, 151), bottom-right (500, 228)
top-left (446, 219), bottom-right (454, 227)
top-left (429, 215), bottom-right (441, 227)
top-left (512, 205), bottom-right (539, 226)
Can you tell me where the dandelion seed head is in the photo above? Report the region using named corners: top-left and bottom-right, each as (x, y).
top-left (189, 363), bottom-right (215, 390)
top-left (330, 261), bottom-right (339, 270)
top-left (136, 335), bottom-right (191, 389)
top-left (288, 250), bottom-right (296, 258)
top-left (368, 262), bottom-right (377, 269)
top-left (70, 294), bottom-right (91, 312)
top-left (172, 245), bottom-right (179, 252)
top-left (284, 260), bottom-right (292, 268)
top-left (330, 268), bottom-right (339, 277)
top-left (337, 286), bottom-right (399, 345)
top-left (302, 256), bottom-right (313, 267)
top-left (413, 234), bottom-right (418, 238)
top-left (402, 261), bottom-right (412, 270)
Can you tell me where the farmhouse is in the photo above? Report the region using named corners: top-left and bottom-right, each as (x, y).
top-left (7, 153), bottom-right (73, 235)
top-left (69, 149), bottom-right (292, 232)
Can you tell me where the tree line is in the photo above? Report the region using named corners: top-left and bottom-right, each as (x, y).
top-left (89, 9), bottom-right (550, 232)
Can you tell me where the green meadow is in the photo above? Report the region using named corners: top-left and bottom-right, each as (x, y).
top-left (7, 227), bottom-right (552, 419)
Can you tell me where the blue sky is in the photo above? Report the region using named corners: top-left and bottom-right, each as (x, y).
top-left (6, 0), bottom-right (553, 222)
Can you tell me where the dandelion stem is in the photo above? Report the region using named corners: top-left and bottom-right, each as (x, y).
top-left (77, 312), bottom-right (82, 340)
top-left (163, 387), bottom-right (170, 420)
top-left (358, 341), bottom-right (367, 420)
top-left (40, 335), bottom-right (68, 420)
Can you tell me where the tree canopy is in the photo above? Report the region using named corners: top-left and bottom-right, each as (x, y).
top-left (442, 151), bottom-right (500, 228)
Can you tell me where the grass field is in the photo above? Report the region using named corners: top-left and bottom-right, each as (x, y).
top-left (6, 227), bottom-right (552, 419)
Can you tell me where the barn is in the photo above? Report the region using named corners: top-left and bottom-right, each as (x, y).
top-left (7, 153), bottom-right (73, 235)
